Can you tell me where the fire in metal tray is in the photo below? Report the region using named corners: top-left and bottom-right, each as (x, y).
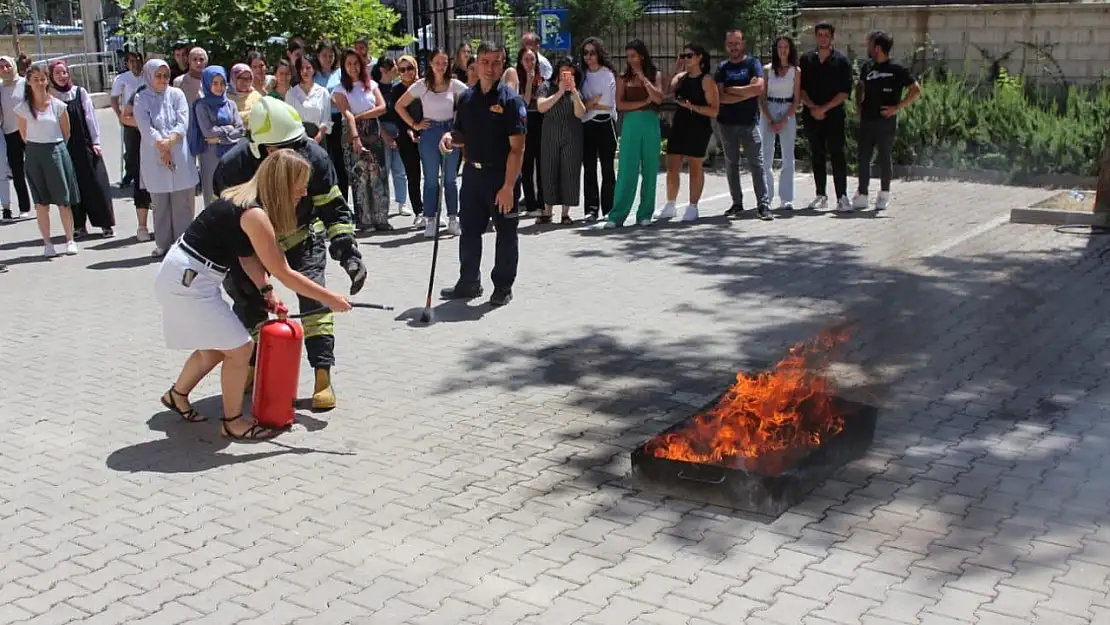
top-left (643, 327), bottom-right (853, 476)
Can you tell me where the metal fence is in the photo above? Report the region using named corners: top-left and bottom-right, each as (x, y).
top-left (407, 0), bottom-right (788, 73)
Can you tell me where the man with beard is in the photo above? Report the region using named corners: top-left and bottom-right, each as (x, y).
top-left (213, 97), bottom-right (367, 410)
top-left (852, 30), bottom-right (920, 212)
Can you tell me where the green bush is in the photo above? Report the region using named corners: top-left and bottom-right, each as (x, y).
top-left (785, 63), bottom-right (1110, 182)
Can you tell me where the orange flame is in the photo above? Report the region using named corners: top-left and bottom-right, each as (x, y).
top-left (644, 328), bottom-right (852, 476)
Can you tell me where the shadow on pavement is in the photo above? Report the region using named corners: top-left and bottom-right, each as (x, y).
top-left (435, 220), bottom-right (1110, 571)
top-left (87, 255), bottom-right (160, 270)
top-left (106, 395), bottom-right (349, 474)
top-left (395, 298), bottom-right (492, 326)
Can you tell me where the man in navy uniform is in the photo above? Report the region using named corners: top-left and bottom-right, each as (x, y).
top-left (438, 40), bottom-right (526, 307)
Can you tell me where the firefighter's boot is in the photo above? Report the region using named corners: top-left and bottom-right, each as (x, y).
top-left (312, 368), bottom-right (336, 410)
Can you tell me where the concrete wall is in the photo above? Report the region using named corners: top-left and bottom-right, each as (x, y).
top-left (799, 2), bottom-right (1110, 83)
top-left (449, 2), bottom-right (1110, 83)
top-left (0, 34), bottom-right (111, 92)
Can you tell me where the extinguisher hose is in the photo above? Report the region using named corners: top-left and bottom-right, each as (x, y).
top-left (282, 302), bottom-right (394, 319)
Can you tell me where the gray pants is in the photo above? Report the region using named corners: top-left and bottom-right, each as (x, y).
top-left (857, 117), bottom-right (898, 195)
top-left (719, 122), bottom-right (770, 210)
top-left (198, 147), bottom-right (221, 206)
top-left (152, 188), bottom-right (196, 252)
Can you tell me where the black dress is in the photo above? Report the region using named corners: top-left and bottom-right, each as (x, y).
top-left (667, 72), bottom-right (713, 158)
top-left (62, 87), bottom-right (115, 232)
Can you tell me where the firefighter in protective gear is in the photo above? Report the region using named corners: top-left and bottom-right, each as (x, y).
top-left (213, 97), bottom-right (366, 410)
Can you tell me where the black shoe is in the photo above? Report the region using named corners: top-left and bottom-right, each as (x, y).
top-left (373, 222), bottom-right (395, 232)
top-left (585, 210), bottom-right (599, 221)
top-left (757, 206), bottom-right (774, 221)
top-left (489, 288), bottom-right (512, 307)
top-left (725, 205), bottom-right (744, 217)
top-left (1, 209), bottom-right (11, 221)
top-left (440, 282), bottom-right (483, 299)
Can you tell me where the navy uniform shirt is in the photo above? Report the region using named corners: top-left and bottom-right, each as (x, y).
top-left (453, 81), bottom-right (527, 167)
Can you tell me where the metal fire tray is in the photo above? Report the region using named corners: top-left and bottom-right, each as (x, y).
top-left (630, 396), bottom-right (878, 518)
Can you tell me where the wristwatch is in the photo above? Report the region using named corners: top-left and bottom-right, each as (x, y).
top-left (259, 284), bottom-right (274, 295)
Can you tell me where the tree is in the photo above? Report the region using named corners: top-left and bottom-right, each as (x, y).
top-left (563, 0), bottom-right (640, 43)
top-left (683, 0), bottom-right (794, 54)
top-left (0, 0), bottom-right (31, 56)
top-left (1098, 132), bottom-right (1110, 213)
top-left (120, 0), bottom-right (408, 68)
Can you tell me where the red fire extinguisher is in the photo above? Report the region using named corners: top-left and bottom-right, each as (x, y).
top-left (251, 310), bottom-right (303, 429)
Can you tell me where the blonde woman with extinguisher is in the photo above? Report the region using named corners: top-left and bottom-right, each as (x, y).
top-left (153, 149), bottom-right (351, 441)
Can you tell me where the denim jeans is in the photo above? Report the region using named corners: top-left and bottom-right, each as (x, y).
top-left (718, 122), bottom-right (770, 210)
top-left (758, 100), bottom-right (796, 205)
top-left (381, 121), bottom-right (409, 206)
top-left (418, 121), bottom-right (460, 218)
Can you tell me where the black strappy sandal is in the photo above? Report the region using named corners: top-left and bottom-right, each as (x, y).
top-left (536, 214), bottom-right (553, 224)
top-left (561, 215), bottom-right (574, 225)
top-left (221, 414), bottom-right (282, 441)
top-left (160, 387), bottom-right (205, 422)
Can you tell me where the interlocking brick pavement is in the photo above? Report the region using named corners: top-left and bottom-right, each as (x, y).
top-left (1, 110), bottom-right (1108, 624)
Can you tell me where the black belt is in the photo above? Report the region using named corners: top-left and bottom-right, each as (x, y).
top-left (768, 97), bottom-right (794, 103)
top-left (178, 239), bottom-right (228, 274)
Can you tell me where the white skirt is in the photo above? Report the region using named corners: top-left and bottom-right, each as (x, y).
top-left (154, 242), bottom-right (253, 351)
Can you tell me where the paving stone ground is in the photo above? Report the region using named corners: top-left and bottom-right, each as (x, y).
top-left (1, 110), bottom-right (1108, 625)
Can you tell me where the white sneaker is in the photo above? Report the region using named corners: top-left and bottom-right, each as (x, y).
top-left (151, 247), bottom-right (165, 257)
top-left (654, 202), bottom-right (676, 220)
top-left (836, 196), bottom-right (853, 212)
top-left (636, 219), bottom-right (653, 227)
top-left (424, 221), bottom-right (437, 238)
top-left (413, 214), bottom-right (425, 227)
top-left (64, 241), bottom-right (79, 255)
top-left (807, 196), bottom-right (828, 210)
top-left (875, 191), bottom-right (890, 211)
top-left (681, 204), bottom-right (699, 222)
top-left (852, 193), bottom-right (869, 210)
top-left (42, 244), bottom-right (56, 257)
top-left (601, 220), bottom-right (620, 229)
top-left (136, 227), bottom-right (151, 242)
top-left (447, 216), bottom-right (461, 235)
top-left (780, 202), bottom-right (794, 211)
top-left (398, 203), bottom-right (412, 216)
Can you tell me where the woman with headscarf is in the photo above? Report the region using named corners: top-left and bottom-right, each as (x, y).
top-left (133, 58), bottom-right (199, 258)
top-left (15, 64), bottom-right (81, 257)
top-left (1, 55), bottom-right (30, 219)
top-left (228, 64), bottom-right (262, 132)
top-left (189, 66), bottom-right (244, 205)
top-left (48, 59), bottom-right (115, 239)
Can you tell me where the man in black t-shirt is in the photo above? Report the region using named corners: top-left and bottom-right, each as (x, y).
top-left (715, 30), bottom-right (772, 220)
top-left (853, 30), bottom-right (920, 212)
top-left (799, 21), bottom-right (853, 212)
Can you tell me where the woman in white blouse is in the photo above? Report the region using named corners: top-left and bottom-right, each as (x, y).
top-left (394, 47), bottom-right (468, 237)
top-left (333, 48), bottom-right (391, 231)
top-left (578, 37), bottom-right (618, 221)
top-left (15, 65), bottom-right (81, 257)
top-left (286, 56), bottom-right (332, 144)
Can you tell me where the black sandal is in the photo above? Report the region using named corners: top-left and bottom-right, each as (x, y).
top-left (536, 214), bottom-right (552, 224)
top-left (221, 414), bottom-right (282, 441)
top-left (161, 387), bottom-right (205, 422)
top-left (561, 215), bottom-right (574, 225)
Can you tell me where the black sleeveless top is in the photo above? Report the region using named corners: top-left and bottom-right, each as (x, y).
top-left (675, 72), bottom-right (709, 107)
top-left (181, 198), bottom-right (256, 268)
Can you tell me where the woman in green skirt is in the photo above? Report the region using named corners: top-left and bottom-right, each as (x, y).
top-left (15, 64), bottom-right (81, 257)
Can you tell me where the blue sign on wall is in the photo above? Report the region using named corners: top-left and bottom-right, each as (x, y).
top-left (538, 8), bottom-right (571, 50)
